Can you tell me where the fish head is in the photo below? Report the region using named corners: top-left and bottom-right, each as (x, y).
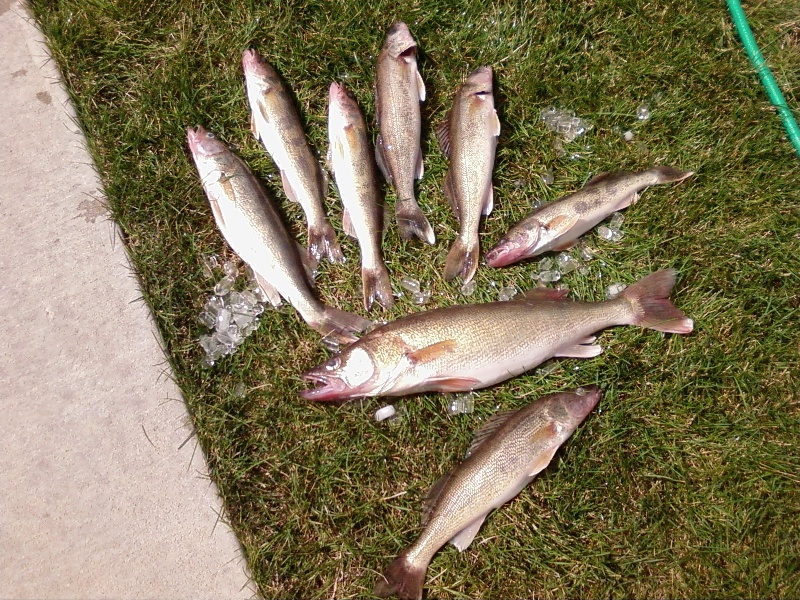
top-left (301, 346), bottom-right (381, 401)
top-left (560, 385), bottom-right (602, 422)
top-left (186, 126), bottom-right (228, 160)
top-left (328, 82), bottom-right (360, 124)
top-left (463, 66), bottom-right (494, 99)
top-left (383, 22), bottom-right (417, 61)
top-left (241, 48), bottom-right (279, 89)
top-left (485, 217), bottom-right (551, 267)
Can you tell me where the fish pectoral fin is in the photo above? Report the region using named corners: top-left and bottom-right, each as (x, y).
top-left (550, 239), bottom-right (579, 252)
top-left (374, 136), bottom-right (392, 182)
top-left (252, 270), bottom-right (284, 307)
top-left (449, 514), bottom-right (488, 552)
top-left (249, 112), bottom-right (260, 140)
top-left (491, 109), bottom-right (501, 137)
top-left (526, 441), bottom-right (561, 477)
top-left (427, 376), bottom-right (481, 392)
top-left (436, 117), bottom-right (451, 159)
top-left (554, 338), bottom-right (603, 358)
top-left (342, 207), bottom-right (357, 239)
top-left (544, 213), bottom-right (580, 236)
top-left (615, 192), bottom-right (638, 210)
top-left (405, 340), bottom-right (458, 365)
top-left (207, 194), bottom-right (226, 230)
top-left (416, 68), bottom-right (426, 102)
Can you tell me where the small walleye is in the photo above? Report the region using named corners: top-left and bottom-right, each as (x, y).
top-left (485, 166), bottom-right (694, 267)
top-left (301, 269), bottom-right (692, 400)
top-left (328, 82), bottom-right (394, 311)
top-left (375, 22), bottom-right (435, 245)
top-left (242, 48), bottom-right (344, 267)
top-left (374, 386), bottom-right (602, 600)
top-left (437, 66), bottom-right (500, 284)
top-left (187, 126), bottom-right (370, 343)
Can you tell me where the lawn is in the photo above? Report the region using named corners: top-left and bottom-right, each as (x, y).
top-left (29, 0), bottom-right (799, 597)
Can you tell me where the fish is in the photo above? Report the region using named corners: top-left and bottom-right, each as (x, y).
top-left (186, 125), bottom-right (370, 344)
top-left (485, 166), bottom-right (695, 267)
top-left (375, 22), bottom-right (435, 245)
top-left (436, 66), bottom-right (500, 284)
top-left (328, 82), bottom-right (394, 311)
top-left (300, 268), bottom-right (691, 400)
top-left (242, 48), bottom-right (344, 267)
top-left (374, 386), bottom-right (602, 600)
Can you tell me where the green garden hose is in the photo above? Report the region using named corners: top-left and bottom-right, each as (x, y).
top-left (726, 0), bottom-right (800, 158)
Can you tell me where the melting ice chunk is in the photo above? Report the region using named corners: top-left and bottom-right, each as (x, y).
top-left (447, 392), bottom-right (477, 415)
top-left (606, 283), bottom-right (627, 298)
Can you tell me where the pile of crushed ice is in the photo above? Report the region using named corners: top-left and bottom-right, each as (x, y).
top-left (540, 106), bottom-right (594, 143)
top-left (197, 256), bottom-right (269, 367)
top-left (396, 276), bottom-right (432, 305)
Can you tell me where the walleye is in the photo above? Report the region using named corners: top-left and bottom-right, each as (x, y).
top-left (437, 66), bottom-right (500, 284)
top-left (374, 386), bottom-right (602, 600)
top-left (187, 126), bottom-right (370, 343)
top-left (485, 166), bottom-right (694, 267)
top-left (328, 82), bottom-right (394, 311)
top-left (242, 48), bottom-right (344, 267)
top-left (301, 269), bottom-right (692, 400)
top-left (375, 22), bottom-right (435, 244)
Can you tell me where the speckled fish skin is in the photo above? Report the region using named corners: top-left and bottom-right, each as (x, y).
top-left (242, 48), bottom-right (344, 267)
top-left (438, 66), bottom-right (500, 284)
top-left (328, 82), bottom-right (394, 311)
top-left (187, 126), bottom-right (369, 343)
top-left (300, 269), bottom-right (692, 400)
top-left (485, 166), bottom-right (694, 267)
top-left (374, 386), bottom-right (602, 600)
top-left (375, 22), bottom-right (435, 245)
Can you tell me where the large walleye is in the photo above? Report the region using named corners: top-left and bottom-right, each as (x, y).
top-left (437, 66), bottom-right (500, 284)
top-left (374, 386), bottom-right (602, 600)
top-left (486, 166), bottom-right (694, 267)
top-left (301, 269), bottom-right (692, 400)
top-left (375, 22), bottom-right (435, 244)
top-left (187, 126), bottom-right (370, 343)
top-left (242, 48), bottom-right (343, 267)
top-left (328, 82), bottom-right (394, 311)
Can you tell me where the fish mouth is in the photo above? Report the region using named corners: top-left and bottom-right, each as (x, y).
top-left (569, 385), bottom-right (603, 417)
top-left (485, 241), bottom-right (528, 268)
top-left (300, 370), bottom-right (349, 402)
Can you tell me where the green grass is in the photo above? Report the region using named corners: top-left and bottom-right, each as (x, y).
top-left (30, 0), bottom-right (800, 597)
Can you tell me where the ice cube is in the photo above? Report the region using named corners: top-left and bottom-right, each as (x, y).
top-left (636, 103), bottom-right (651, 121)
top-left (202, 255), bottom-right (220, 278)
top-left (623, 130), bottom-right (634, 142)
top-left (232, 311), bottom-right (254, 329)
top-left (498, 286), bottom-right (517, 301)
top-left (217, 307), bottom-right (232, 331)
top-left (374, 405), bottom-right (397, 422)
top-left (197, 311), bottom-right (216, 329)
top-left (538, 270), bottom-right (561, 283)
top-left (412, 290), bottom-right (431, 305)
top-left (232, 382), bottom-right (247, 398)
top-left (609, 212), bottom-right (625, 228)
top-left (606, 283), bottom-right (627, 298)
top-left (222, 259), bottom-right (238, 278)
top-left (578, 266), bottom-right (591, 276)
top-left (400, 276), bottom-right (420, 293)
top-left (597, 225), bottom-right (614, 241)
top-left (447, 392), bottom-right (477, 415)
top-left (460, 280), bottom-right (477, 296)
top-left (579, 245), bottom-right (595, 261)
top-left (536, 361), bottom-right (559, 375)
top-left (541, 169), bottom-right (554, 185)
top-left (538, 257), bottom-right (554, 271)
top-left (557, 253), bottom-right (579, 274)
top-left (214, 275), bottom-right (235, 296)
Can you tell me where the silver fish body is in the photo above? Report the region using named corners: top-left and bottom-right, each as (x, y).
top-left (375, 22), bottom-right (435, 244)
top-left (242, 48), bottom-right (343, 266)
top-left (485, 166), bottom-right (694, 267)
top-left (374, 386), bottom-right (602, 600)
top-left (328, 82), bottom-right (394, 311)
top-left (437, 66), bottom-right (500, 284)
top-left (301, 269), bottom-right (692, 400)
top-left (187, 126), bottom-right (369, 343)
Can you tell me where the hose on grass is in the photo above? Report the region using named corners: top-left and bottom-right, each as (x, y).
top-left (726, 0), bottom-right (800, 158)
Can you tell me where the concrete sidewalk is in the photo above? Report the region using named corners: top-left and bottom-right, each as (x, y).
top-left (0, 2), bottom-right (257, 598)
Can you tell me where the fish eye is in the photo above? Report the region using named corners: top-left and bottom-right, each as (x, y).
top-left (207, 131), bottom-right (216, 139)
top-left (324, 357), bottom-right (341, 371)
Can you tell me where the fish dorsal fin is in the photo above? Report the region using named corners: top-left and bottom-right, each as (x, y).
top-left (465, 409), bottom-right (520, 458)
top-left (518, 288), bottom-right (570, 302)
top-left (491, 109), bottom-right (501, 137)
top-left (405, 340), bottom-right (457, 365)
top-left (436, 116), bottom-right (452, 159)
top-left (416, 68), bottom-right (426, 102)
top-left (422, 467), bottom-right (456, 526)
top-left (585, 170), bottom-right (632, 187)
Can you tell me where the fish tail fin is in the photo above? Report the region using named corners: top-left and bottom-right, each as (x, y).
top-left (362, 264), bottom-right (395, 311)
top-left (308, 222), bottom-right (345, 265)
top-left (443, 237), bottom-right (479, 284)
top-left (374, 552), bottom-right (426, 600)
top-left (622, 269), bottom-right (693, 334)
top-left (396, 199), bottom-right (435, 245)
top-left (651, 165), bottom-right (695, 184)
top-left (309, 305), bottom-right (371, 345)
